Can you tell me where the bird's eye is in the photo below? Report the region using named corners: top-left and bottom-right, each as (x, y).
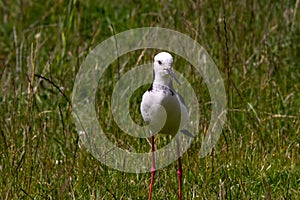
top-left (158, 60), bottom-right (162, 65)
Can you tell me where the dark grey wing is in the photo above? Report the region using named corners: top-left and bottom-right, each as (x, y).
top-left (177, 93), bottom-right (186, 107)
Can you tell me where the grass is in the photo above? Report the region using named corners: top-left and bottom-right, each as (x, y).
top-left (1, 0), bottom-right (300, 199)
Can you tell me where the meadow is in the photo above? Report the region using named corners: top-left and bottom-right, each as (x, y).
top-left (0, 0), bottom-right (299, 199)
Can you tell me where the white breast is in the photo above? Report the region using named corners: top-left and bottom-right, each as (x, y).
top-left (140, 89), bottom-right (188, 135)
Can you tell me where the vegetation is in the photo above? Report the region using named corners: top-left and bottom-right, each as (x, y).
top-left (1, 0), bottom-right (299, 199)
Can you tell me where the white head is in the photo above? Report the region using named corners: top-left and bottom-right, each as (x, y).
top-left (153, 52), bottom-right (180, 85)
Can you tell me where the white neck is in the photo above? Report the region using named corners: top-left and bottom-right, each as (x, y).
top-left (153, 66), bottom-right (173, 86)
top-left (153, 74), bottom-right (172, 86)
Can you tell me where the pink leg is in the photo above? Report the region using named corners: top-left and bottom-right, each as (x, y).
top-left (176, 138), bottom-right (182, 200)
top-left (148, 135), bottom-right (155, 200)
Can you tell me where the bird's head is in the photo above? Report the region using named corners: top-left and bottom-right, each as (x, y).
top-left (153, 52), bottom-right (180, 85)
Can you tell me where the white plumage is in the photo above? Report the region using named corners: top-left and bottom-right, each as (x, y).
top-left (140, 52), bottom-right (190, 200)
top-left (140, 52), bottom-right (189, 136)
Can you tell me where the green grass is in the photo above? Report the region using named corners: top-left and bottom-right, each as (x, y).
top-left (1, 0), bottom-right (300, 199)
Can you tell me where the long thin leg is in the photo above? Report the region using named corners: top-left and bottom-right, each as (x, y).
top-left (176, 138), bottom-right (182, 200)
top-left (148, 135), bottom-right (155, 200)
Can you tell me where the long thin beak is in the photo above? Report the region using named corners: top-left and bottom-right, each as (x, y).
top-left (167, 68), bottom-right (180, 85)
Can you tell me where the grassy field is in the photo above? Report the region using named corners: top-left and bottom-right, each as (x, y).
top-left (1, 0), bottom-right (300, 199)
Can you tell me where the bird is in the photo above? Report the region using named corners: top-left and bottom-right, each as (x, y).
top-left (140, 52), bottom-right (191, 200)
